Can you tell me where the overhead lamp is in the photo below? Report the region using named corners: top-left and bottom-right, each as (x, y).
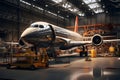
top-left (106, 11), bottom-right (108, 13)
top-left (67, 15), bottom-right (69, 17)
top-left (47, 11), bottom-right (57, 16)
top-left (57, 11), bottom-right (60, 13)
top-left (88, 3), bottom-right (100, 9)
top-left (78, 13), bottom-right (85, 16)
top-left (45, 4), bottom-right (48, 7)
top-left (32, 5), bottom-right (35, 7)
top-left (83, 0), bottom-right (97, 4)
top-left (51, 0), bottom-right (63, 3)
top-left (68, 8), bottom-right (73, 11)
top-left (93, 8), bottom-right (104, 13)
top-left (82, 3), bottom-right (84, 5)
top-left (20, 0), bottom-right (31, 6)
top-left (73, 8), bottom-right (78, 12)
top-left (103, 5), bottom-right (105, 8)
top-left (69, 8), bottom-right (78, 12)
top-left (62, 3), bottom-right (72, 8)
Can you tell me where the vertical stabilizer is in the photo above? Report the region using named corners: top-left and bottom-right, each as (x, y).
top-left (74, 16), bottom-right (79, 32)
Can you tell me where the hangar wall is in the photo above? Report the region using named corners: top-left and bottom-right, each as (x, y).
top-left (72, 13), bottom-right (120, 25)
top-left (0, 0), bottom-right (69, 41)
top-left (69, 13), bottom-right (120, 39)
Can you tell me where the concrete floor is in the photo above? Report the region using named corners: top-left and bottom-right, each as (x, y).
top-left (0, 57), bottom-right (120, 80)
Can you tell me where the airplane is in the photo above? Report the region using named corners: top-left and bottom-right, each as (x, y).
top-left (19, 16), bottom-right (120, 51)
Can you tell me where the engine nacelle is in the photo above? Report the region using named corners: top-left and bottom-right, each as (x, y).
top-left (92, 34), bottom-right (103, 46)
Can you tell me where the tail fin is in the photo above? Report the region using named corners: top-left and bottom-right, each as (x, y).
top-left (74, 16), bottom-right (79, 32)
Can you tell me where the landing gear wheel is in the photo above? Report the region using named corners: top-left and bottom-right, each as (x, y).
top-left (85, 51), bottom-right (88, 57)
top-left (79, 51), bottom-right (88, 57)
top-left (45, 63), bottom-right (49, 68)
top-left (80, 51), bottom-right (83, 57)
top-left (6, 64), bottom-right (11, 69)
top-left (17, 66), bottom-right (20, 69)
top-left (30, 65), bottom-right (35, 70)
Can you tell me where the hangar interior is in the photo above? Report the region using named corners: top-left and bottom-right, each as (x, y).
top-left (0, 0), bottom-right (120, 68)
top-left (0, 0), bottom-right (120, 54)
top-left (1, 0), bottom-right (120, 80)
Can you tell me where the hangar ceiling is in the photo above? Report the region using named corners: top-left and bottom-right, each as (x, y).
top-left (0, 0), bottom-right (120, 41)
top-left (101, 0), bottom-right (120, 14)
top-left (21, 0), bottom-right (120, 18)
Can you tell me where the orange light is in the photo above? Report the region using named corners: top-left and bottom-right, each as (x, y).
top-left (109, 46), bottom-right (115, 53)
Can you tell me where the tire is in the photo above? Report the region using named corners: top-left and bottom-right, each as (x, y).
top-left (6, 64), bottom-right (11, 69)
top-left (45, 63), bottom-right (49, 68)
top-left (17, 66), bottom-right (20, 69)
top-left (80, 51), bottom-right (83, 57)
top-left (85, 51), bottom-right (88, 57)
top-left (30, 65), bottom-right (35, 70)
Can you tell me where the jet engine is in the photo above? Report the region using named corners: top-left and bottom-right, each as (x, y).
top-left (92, 34), bottom-right (103, 46)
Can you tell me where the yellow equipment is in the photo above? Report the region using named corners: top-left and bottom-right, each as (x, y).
top-left (7, 48), bottom-right (49, 69)
top-left (90, 48), bottom-right (96, 58)
top-left (109, 46), bottom-right (115, 53)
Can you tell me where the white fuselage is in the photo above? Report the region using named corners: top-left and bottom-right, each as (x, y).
top-left (19, 21), bottom-right (83, 47)
top-left (19, 21), bottom-right (105, 49)
top-left (53, 24), bottom-right (83, 41)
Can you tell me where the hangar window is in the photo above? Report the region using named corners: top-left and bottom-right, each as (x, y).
top-left (39, 25), bottom-right (44, 28)
top-left (83, 0), bottom-right (104, 14)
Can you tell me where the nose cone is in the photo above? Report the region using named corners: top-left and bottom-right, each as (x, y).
top-left (19, 27), bottom-right (38, 46)
top-left (21, 27), bottom-right (38, 38)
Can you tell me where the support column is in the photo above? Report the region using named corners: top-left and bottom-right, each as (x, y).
top-left (17, 0), bottom-right (20, 41)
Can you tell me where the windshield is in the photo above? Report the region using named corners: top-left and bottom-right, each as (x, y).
top-left (31, 24), bottom-right (44, 28)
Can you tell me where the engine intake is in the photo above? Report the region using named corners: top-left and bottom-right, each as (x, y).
top-left (92, 34), bottom-right (103, 46)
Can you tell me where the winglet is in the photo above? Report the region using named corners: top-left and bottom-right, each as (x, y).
top-left (74, 16), bottom-right (79, 32)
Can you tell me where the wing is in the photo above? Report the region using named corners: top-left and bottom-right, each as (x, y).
top-left (70, 40), bottom-right (91, 44)
top-left (4, 42), bottom-right (19, 45)
top-left (103, 39), bottom-right (120, 42)
top-left (82, 35), bottom-right (116, 40)
top-left (70, 38), bottom-right (120, 46)
top-left (56, 35), bottom-right (120, 50)
top-left (57, 37), bottom-right (91, 50)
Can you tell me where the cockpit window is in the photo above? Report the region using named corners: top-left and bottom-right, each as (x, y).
top-left (39, 25), bottom-right (44, 28)
top-left (31, 24), bottom-right (44, 28)
top-left (32, 25), bottom-right (38, 27)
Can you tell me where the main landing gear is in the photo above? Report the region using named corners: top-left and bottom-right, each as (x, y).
top-left (79, 46), bottom-right (88, 57)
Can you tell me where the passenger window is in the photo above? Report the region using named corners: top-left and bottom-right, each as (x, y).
top-left (39, 25), bottom-right (44, 28)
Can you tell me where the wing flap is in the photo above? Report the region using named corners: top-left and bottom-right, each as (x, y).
top-left (70, 40), bottom-right (91, 44)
